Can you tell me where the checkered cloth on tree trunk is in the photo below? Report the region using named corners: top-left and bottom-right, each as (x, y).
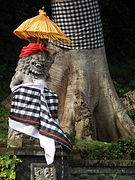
top-left (9, 85), bottom-right (72, 151)
top-left (51, 0), bottom-right (104, 49)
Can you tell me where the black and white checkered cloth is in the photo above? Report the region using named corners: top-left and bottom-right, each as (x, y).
top-left (9, 85), bottom-right (72, 151)
top-left (51, 0), bottom-right (104, 49)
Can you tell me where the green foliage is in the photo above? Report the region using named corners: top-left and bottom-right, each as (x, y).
top-left (108, 62), bottom-right (135, 97)
top-left (109, 64), bottom-right (126, 83)
top-left (74, 139), bottom-right (110, 160)
top-left (65, 131), bottom-right (76, 145)
top-left (0, 64), bottom-right (14, 102)
top-left (99, 0), bottom-right (110, 8)
top-left (113, 80), bottom-right (126, 97)
top-left (107, 137), bottom-right (135, 160)
top-left (113, 174), bottom-right (118, 180)
top-left (66, 132), bottom-right (135, 160)
top-left (0, 153), bottom-right (22, 180)
top-left (117, 137), bottom-right (135, 157)
top-left (0, 105), bottom-right (9, 144)
top-left (127, 109), bottom-right (135, 124)
top-left (73, 137), bottom-right (135, 160)
top-left (109, 61), bottom-right (135, 94)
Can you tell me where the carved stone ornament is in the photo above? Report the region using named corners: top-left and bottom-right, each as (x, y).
top-left (31, 163), bottom-right (57, 180)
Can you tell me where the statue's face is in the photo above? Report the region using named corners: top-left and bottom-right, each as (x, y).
top-left (17, 49), bottom-right (56, 79)
top-left (29, 52), bottom-right (48, 75)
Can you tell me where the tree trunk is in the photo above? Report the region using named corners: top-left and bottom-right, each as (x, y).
top-left (47, 0), bottom-right (135, 142)
top-left (47, 45), bottom-right (135, 142)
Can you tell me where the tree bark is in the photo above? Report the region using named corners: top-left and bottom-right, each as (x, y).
top-left (47, 45), bottom-right (135, 142)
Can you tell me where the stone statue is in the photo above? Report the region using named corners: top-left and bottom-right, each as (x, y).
top-left (8, 43), bottom-right (56, 148)
top-left (8, 43), bottom-right (72, 179)
top-left (10, 46), bottom-right (55, 89)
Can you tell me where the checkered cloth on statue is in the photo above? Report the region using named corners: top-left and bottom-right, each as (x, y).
top-left (51, 0), bottom-right (104, 49)
top-left (8, 44), bottom-right (72, 165)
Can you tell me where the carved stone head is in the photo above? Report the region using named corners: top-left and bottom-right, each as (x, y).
top-left (16, 49), bottom-right (56, 80)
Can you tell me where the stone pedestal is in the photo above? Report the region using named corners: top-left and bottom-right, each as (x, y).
top-left (8, 147), bottom-right (71, 180)
top-left (7, 130), bottom-right (71, 180)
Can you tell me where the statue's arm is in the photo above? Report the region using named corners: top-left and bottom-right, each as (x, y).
top-left (10, 71), bottom-right (24, 89)
top-left (10, 70), bottom-right (34, 89)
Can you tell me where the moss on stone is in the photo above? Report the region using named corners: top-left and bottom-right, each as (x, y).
top-left (73, 137), bottom-right (135, 160)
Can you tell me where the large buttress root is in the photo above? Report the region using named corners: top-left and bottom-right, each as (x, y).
top-left (47, 46), bottom-right (135, 142)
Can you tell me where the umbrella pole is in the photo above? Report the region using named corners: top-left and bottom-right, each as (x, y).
top-left (37, 35), bottom-right (40, 44)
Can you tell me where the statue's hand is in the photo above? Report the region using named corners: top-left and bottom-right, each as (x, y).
top-left (10, 71), bottom-right (33, 89)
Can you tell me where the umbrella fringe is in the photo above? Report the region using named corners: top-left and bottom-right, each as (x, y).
top-left (14, 31), bottom-right (72, 45)
top-left (13, 9), bottom-right (72, 45)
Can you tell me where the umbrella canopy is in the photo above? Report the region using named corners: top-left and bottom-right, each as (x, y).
top-left (13, 9), bottom-right (71, 45)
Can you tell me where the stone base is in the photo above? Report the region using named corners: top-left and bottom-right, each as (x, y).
top-left (5, 147), bottom-right (135, 180)
top-left (15, 156), bottom-right (71, 180)
top-left (69, 159), bottom-right (135, 180)
top-left (10, 147), bottom-right (72, 180)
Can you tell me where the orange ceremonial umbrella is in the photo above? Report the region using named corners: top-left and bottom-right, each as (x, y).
top-left (13, 9), bottom-right (71, 45)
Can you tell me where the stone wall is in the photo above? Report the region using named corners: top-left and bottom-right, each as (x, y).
top-left (69, 160), bottom-right (135, 180)
top-left (14, 156), bottom-right (135, 180)
top-left (1, 146), bottom-right (135, 180)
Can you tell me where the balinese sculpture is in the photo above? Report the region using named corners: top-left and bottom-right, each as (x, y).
top-left (10, 43), bottom-right (55, 88)
top-left (8, 43), bottom-right (72, 179)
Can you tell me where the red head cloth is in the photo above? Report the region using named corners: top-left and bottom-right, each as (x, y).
top-left (19, 43), bottom-right (49, 58)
